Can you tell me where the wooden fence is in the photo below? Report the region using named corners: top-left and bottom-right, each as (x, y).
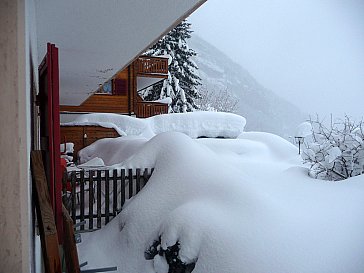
top-left (62, 168), bottom-right (154, 231)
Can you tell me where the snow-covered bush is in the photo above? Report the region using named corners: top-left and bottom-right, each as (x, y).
top-left (302, 116), bottom-right (364, 180)
top-left (145, 238), bottom-right (196, 273)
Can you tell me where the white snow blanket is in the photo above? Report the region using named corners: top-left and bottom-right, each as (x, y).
top-left (148, 111), bottom-right (246, 139)
top-left (60, 142), bottom-right (74, 154)
top-left (78, 132), bottom-right (364, 273)
top-left (78, 136), bottom-right (148, 166)
top-left (65, 113), bottom-right (149, 137)
top-left (63, 112), bottom-right (246, 140)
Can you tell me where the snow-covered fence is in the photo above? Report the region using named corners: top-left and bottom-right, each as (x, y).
top-left (62, 168), bottom-right (154, 231)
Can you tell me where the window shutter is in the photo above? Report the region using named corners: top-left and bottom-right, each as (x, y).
top-left (113, 79), bottom-right (128, 96)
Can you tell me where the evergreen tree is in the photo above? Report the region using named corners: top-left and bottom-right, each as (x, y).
top-left (140, 20), bottom-right (201, 112)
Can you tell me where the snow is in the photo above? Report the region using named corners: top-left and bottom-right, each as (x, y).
top-left (77, 130), bottom-right (364, 273)
top-left (78, 136), bottom-right (148, 166)
top-left (326, 146), bottom-right (342, 164)
top-left (153, 255), bottom-right (169, 273)
top-left (64, 112), bottom-right (246, 142)
top-left (296, 121), bottom-right (312, 137)
top-left (60, 142), bottom-right (74, 154)
top-left (148, 112), bottom-right (246, 139)
top-left (77, 157), bottom-right (105, 169)
top-left (152, 97), bottom-right (172, 105)
top-left (66, 113), bottom-right (148, 137)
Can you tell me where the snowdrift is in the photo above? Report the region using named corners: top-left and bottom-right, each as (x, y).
top-left (78, 132), bottom-right (364, 273)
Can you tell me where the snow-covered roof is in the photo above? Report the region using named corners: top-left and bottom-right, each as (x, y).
top-left (35, 0), bottom-right (206, 105)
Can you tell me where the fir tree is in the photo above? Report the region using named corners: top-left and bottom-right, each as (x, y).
top-left (140, 20), bottom-right (201, 112)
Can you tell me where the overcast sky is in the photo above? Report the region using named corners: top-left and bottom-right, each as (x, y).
top-left (189, 0), bottom-right (364, 120)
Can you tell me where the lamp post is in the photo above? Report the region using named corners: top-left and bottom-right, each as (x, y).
top-left (294, 136), bottom-right (305, 155)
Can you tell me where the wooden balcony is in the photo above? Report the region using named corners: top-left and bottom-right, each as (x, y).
top-left (136, 56), bottom-right (168, 78)
top-left (135, 95), bottom-right (168, 118)
top-left (136, 101), bottom-right (168, 118)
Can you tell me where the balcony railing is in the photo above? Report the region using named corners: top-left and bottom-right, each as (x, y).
top-left (136, 56), bottom-right (168, 77)
top-left (136, 101), bottom-right (168, 118)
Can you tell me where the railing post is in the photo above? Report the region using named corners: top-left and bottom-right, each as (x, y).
top-left (105, 170), bottom-right (110, 224)
top-left (120, 169), bottom-right (126, 211)
top-left (96, 170), bottom-right (102, 229)
top-left (80, 171), bottom-right (85, 231)
top-left (113, 169), bottom-right (117, 216)
top-left (88, 170), bottom-right (94, 230)
top-left (128, 169), bottom-right (133, 199)
top-left (71, 171), bottom-right (77, 224)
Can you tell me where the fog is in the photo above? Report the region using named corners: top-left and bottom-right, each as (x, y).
top-left (189, 0), bottom-right (364, 120)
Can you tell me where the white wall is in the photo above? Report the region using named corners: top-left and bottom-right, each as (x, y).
top-left (0, 0), bottom-right (35, 271)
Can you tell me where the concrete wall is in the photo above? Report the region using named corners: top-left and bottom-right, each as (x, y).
top-left (0, 0), bottom-right (36, 271)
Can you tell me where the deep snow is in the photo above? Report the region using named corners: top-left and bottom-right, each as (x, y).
top-left (63, 112), bottom-right (246, 141)
top-left (77, 129), bottom-right (364, 273)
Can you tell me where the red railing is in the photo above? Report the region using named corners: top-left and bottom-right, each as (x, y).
top-left (136, 56), bottom-right (168, 76)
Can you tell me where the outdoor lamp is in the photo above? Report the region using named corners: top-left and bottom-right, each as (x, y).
top-left (294, 136), bottom-right (305, 154)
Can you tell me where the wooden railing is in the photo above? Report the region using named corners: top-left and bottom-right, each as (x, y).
top-left (136, 101), bottom-right (168, 118)
top-left (136, 56), bottom-right (168, 77)
top-left (63, 168), bottom-right (154, 231)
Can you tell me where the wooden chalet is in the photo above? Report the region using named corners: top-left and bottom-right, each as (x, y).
top-left (60, 56), bottom-right (169, 118)
top-left (60, 56), bottom-right (170, 159)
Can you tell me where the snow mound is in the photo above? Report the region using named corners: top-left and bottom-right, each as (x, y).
top-left (148, 112), bottom-right (246, 139)
top-left (78, 132), bottom-right (364, 273)
top-left (239, 131), bottom-right (298, 160)
top-left (71, 113), bottom-right (151, 137)
top-left (77, 157), bottom-right (105, 169)
top-left (64, 112), bottom-right (246, 140)
top-left (78, 136), bottom-right (148, 166)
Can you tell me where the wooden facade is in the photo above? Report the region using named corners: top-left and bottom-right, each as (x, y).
top-left (60, 126), bottom-right (120, 160)
top-left (60, 57), bottom-right (169, 118)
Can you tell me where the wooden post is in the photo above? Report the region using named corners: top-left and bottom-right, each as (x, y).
top-left (113, 169), bottom-right (117, 216)
top-left (97, 170), bottom-right (102, 229)
top-left (120, 169), bottom-right (126, 211)
top-left (128, 169), bottom-right (133, 198)
top-left (62, 205), bottom-right (81, 273)
top-left (31, 151), bottom-right (62, 273)
top-left (105, 170), bottom-right (110, 224)
top-left (71, 171), bottom-right (76, 224)
top-left (143, 168), bottom-right (149, 188)
top-left (89, 170), bottom-right (94, 230)
top-left (136, 168), bottom-right (141, 193)
top-left (80, 171), bottom-right (85, 231)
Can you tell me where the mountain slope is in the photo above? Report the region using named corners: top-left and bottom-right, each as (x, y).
top-left (190, 35), bottom-right (306, 138)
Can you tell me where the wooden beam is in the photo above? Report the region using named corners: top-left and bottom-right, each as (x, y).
top-left (62, 204), bottom-right (81, 273)
top-left (31, 151), bottom-right (62, 273)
